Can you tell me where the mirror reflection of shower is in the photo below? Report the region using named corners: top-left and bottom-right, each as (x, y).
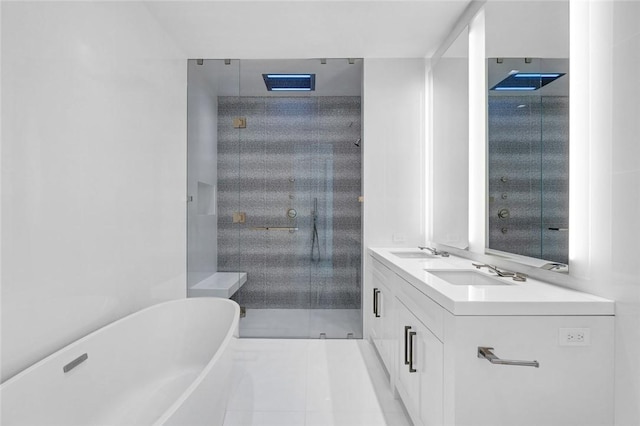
top-left (486, 57), bottom-right (569, 265)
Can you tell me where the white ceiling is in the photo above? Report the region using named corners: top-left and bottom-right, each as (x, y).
top-left (145, 1), bottom-right (472, 59)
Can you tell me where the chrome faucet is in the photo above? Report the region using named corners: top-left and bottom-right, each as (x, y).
top-left (472, 263), bottom-right (514, 277)
top-left (472, 263), bottom-right (528, 282)
top-left (418, 246), bottom-right (450, 257)
top-left (472, 263), bottom-right (527, 281)
top-left (541, 262), bottom-right (567, 271)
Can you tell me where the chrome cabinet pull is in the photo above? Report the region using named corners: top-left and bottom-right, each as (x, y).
top-left (373, 288), bottom-right (380, 318)
top-left (408, 331), bottom-right (417, 373)
top-left (404, 326), bottom-right (411, 365)
top-left (477, 347), bottom-right (539, 368)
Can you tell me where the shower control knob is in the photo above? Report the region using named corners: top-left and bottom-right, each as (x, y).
top-left (500, 176), bottom-right (508, 183)
top-left (287, 208), bottom-right (297, 219)
top-left (498, 208), bottom-right (510, 219)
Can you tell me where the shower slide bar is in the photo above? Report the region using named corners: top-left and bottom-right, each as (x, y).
top-left (311, 197), bottom-right (320, 261)
top-left (250, 226), bottom-right (299, 231)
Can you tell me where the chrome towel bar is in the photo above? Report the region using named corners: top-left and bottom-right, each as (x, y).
top-left (250, 227), bottom-right (298, 231)
top-left (477, 346), bottom-right (539, 368)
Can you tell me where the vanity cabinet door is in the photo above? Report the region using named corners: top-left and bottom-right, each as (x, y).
top-left (419, 326), bottom-right (444, 426)
top-left (448, 315), bottom-right (614, 426)
top-left (371, 265), bottom-right (395, 371)
top-left (396, 300), bottom-right (444, 426)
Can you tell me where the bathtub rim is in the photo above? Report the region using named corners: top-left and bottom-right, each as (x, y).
top-left (0, 297), bottom-right (240, 403)
top-left (153, 297), bottom-right (239, 425)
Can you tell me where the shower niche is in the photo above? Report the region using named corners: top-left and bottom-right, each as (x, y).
top-left (196, 182), bottom-right (216, 216)
top-left (187, 59), bottom-right (363, 339)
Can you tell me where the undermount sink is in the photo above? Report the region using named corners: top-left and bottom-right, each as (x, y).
top-left (390, 251), bottom-right (436, 259)
top-left (426, 269), bottom-right (510, 286)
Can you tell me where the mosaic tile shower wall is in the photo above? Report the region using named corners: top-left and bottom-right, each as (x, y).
top-left (488, 96), bottom-right (569, 264)
top-left (217, 96), bottom-right (362, 309)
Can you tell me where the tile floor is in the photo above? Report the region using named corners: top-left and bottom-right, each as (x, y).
top-left (239, 309), bottom-right (363, 339)
top-left (223, 339), bottom-right (412, 426)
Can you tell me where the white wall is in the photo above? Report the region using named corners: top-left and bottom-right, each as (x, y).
top-left (430, 40), bottom-right (469, 249)
top-left (1, 2), bottom-right (187, 382)
top-left (485, 1), bottom-right (569, 59)
top-left (363, 58), bottom-right (426, 249)
top-left (570, 2), bottom-right (640, 424)
top-left (362, 58), bottom-right (426, 336)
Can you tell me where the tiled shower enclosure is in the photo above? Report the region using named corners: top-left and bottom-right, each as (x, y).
top-left (217, 95), bottom-right (362, 332)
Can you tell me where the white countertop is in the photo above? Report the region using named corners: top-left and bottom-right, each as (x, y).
top-left (369, 248), bottom-right (614, 316)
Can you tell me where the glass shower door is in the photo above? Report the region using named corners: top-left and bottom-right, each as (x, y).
top-left (239, 93), bottom-right (316, 337)
top-left (210, 59), bottom-right (363, 338)
top-left (308, 96), bottom-right (362, 337)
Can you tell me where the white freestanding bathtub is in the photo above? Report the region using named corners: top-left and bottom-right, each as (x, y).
top-left (0, 297), bottom-right (239, 426)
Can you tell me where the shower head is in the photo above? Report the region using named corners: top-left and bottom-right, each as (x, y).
top-left (354, 138), bottom-right (361, 147)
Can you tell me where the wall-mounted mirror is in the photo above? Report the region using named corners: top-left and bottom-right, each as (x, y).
top-left (487, 58), bottom-right (569, 265)
top-left (429, 0), bottom-right (569, 272)
top-left (430, 26), bottom-right (469, 249)
top-left (430, 1), bottom-right (569, 271)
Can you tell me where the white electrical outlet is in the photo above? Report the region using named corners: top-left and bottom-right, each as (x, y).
top-left (559, 328), bottom-right (591, 346)
top-left (392, 233), bottom-right (406, 243)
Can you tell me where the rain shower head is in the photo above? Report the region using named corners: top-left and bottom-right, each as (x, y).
top-left (262, 74), bottom-right (316, 91)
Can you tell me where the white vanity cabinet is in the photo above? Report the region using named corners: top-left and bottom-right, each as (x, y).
top-left (370, 261), bottom-right (397, 373)
top-left (371, 258), bottom-right (445, 426)
top-left (396, 300), bottom-right (444, 426)
top-left (368, 250), bottom-right (615, 426)
top-left (443, 313), bottom-right (614, 426)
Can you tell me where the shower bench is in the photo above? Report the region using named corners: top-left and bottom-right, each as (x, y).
top-left (188, 272), bottom-right (247, 298)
